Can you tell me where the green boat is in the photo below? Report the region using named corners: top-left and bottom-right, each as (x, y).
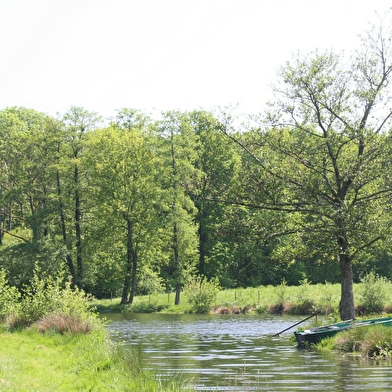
top-left (294, 317), bottom-right (392, 347)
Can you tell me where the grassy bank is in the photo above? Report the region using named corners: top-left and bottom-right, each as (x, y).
top-left (93, 277), bottom-right (392, 316)
top-left (0, 270), bottom-right (192, 392)
top-left (0, 325), bottom-right (191, 391)
top-left (315, 324), bottom-right (392, 360)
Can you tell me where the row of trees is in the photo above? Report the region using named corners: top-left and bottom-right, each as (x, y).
top-left (0, 106), bottom-right (243, 305)
top-left (1, 15), bottom-right (392, 319)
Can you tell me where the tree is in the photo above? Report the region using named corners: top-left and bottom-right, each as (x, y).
top-left (0, 107), bottom-right (58, 243)
top-left (224, 15), bottom-right (392, 320)
top-left (0, 108), bottom-right (74, 285)
top-left (184, 111), bottom-right (242, 278)
top-left (157, 112), bottom-right (199, 305)
top-left (57, 106), bottom-right (101, 289)
top-left (85, 120), bottom-right (163, 304)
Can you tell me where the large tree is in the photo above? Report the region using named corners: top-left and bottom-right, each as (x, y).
top-left (224, 15), bottom-right (392, 320)
top-left (57, 106), bottom-right (101, 289)
top-left (157, 112), bottom-right (199, 305)
top-left (85, 119), bottom-right (164, 304)
top-left (0, 107), bottom-right (58, 243)
top-left (184, 110), bottom-right (242, 278)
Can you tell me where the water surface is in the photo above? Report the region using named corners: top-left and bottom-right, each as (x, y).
top-left (106, 313), bottom-right (392, 391)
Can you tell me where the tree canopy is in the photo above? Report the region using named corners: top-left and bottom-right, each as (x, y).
top-left (1, 16), bottom-right (392, 319)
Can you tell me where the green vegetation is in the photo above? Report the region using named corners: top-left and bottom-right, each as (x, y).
top-left (1, 15), bottom-right (392, 322)
top-left (93, 273), bottom-right (392, 317)
top-left (314, 325), bottom-right (392, 360)
top-left (0, 268), bottom-right (191, 391)
top-left (0, 327), bottom-right (191, 391)
top-left (0, 266), bottom-right (99, 331)
top-left (184, 276), bottom-right (220, 313)
top-left (358, 271), bottom-right (390, 315)
top-left (332, 325), bottom-right (392, 359)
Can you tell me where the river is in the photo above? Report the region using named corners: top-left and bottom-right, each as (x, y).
top-left (105, 313), bottom-right (392, 391)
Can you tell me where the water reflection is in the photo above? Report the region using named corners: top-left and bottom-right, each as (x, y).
top-left (105, 313), bottom-right (392, 391)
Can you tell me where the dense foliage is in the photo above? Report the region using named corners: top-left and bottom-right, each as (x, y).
top-left (1, 17), bottom-right (392, 318)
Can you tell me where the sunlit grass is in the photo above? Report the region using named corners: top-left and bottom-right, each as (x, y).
top-left (0, 327), bottom-right (193, 391)
top-left (92, 280), bottom-right (392, 317)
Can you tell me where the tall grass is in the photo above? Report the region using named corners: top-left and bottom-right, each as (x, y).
top-left (0, 327), bottom-right (193, 391)
top-left (332, 325), bottom-right (392, 359)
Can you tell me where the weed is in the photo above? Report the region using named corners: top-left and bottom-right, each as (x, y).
top-left (0, 270), bottom-right (20, 321)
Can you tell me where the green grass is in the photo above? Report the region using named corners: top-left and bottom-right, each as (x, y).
top-left (0, 326), bottom-right (192, 391)
top-left (92, 279), bottom-right (392, 316)
top-left (92, 282), bottom-right (342, 315)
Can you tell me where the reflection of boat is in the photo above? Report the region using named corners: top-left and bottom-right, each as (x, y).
top-left (294, 317), bottom-right (392, 347)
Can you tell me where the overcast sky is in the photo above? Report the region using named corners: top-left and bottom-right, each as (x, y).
top-left (0, 0), bottom-right (390, 119)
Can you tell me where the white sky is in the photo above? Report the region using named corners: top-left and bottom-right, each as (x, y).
top-left (0, 0), bottom-right (390, 119)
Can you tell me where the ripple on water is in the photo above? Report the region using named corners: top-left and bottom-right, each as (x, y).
top-left (107, 313), bottom-right (392, 391)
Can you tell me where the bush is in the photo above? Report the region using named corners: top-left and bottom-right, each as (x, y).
top-left (359, 271), bottom-right (389, 314)
top-left (185, 276), bottom-right (220, 314)
top-left (0, 269), bottom-right (20, 321)
top-left (5, 266), bottom-right (100, 331)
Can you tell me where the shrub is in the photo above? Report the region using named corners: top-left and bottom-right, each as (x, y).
top-left (333, 326), bottom-right (366, 353)
top-left (359, 271), bottom-right (389, 314)
top-left (5, 266), bottom-right (100, 331)
top-left (185, 276), bottom-right (220, 314)
top-left (295, 278), bottom-right (318, 314)
top-left (275, 278), bottom-right (287, 303)
top-left (360, 326), bottom-right (392, 358)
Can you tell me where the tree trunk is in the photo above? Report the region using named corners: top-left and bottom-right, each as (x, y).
top-left (173, 220), bottom-right (181, 305)
top-left (198, 216), bottom-right (207, 276)
top-left (171, 133), bottom-right (181, 305)
top-left (0, 211), bottom-right (3, 245)
top-left (120, 217), bottom-right (138, 305)
top-left (129, 244), bottom-right (138, 305)
top-left (120, 270), bottom-right (132, 305)
top-left (57, 170), bottom-right (77, 286)
top-left (175, 284), bottom-right (181, 305)
top-left (74, 165), bottom-right (83, 289)
top-left (339, 253), bottom-right (355, 320)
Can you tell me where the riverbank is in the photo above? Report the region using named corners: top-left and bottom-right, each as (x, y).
top-left (0, 325), bottom-right (192, 391)
top-left (92, 277), bottom-right (392, 316)
top-left (315, 324), bottom-right (392, 359)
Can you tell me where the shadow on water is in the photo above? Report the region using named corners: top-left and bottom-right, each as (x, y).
top-left (105, 313), bottom-right (392, 391)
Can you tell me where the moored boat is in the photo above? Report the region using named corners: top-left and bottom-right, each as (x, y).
top-left (294, 317), bottom-right (392, 347)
